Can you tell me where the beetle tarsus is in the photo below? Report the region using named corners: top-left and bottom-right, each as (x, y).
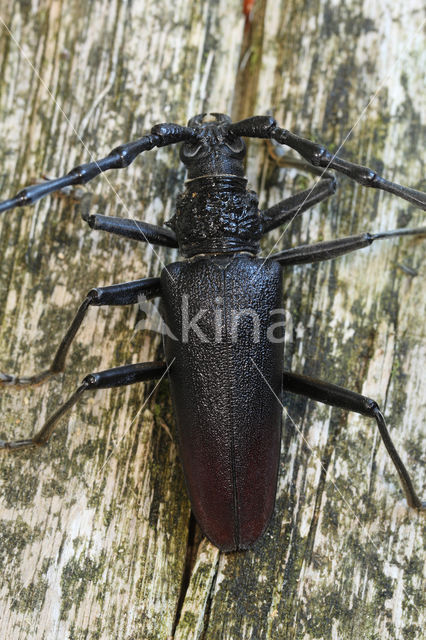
top-left (0, 369), bottom-right (56, 388)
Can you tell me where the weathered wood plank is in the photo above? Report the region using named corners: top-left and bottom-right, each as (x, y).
top-left (0, 2), bottom-right (243, 639)
top-left (0, 1), bottom-right (424, 639)
top-left (199, 2), bottom-right (425, 639)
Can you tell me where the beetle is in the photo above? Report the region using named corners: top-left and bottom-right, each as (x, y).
top-left (0, 112), bottom-right (425, 551)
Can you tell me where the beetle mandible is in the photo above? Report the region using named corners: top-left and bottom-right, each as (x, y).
top-left (0, 112), bottom-right (425, 551)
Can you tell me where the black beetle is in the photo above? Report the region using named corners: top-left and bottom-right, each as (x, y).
top-left (0, 113), bottom-right (425, 551)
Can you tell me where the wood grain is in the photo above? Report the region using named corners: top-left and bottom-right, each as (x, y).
top-left (0, 1), bottom-right (424, 639)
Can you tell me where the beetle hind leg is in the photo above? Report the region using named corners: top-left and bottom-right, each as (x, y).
top-left (0, 361), bottom-right (167, 451)
top-left (282, 370), bottom-right (425, 513)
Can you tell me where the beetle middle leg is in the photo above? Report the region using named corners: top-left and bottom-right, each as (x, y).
top-left (0, 361), bottom-right (167, 450)
top-left (281, 370), bottom-right (425, 512)
top-left (0, 277), bottom-right (161, 387)
top-left (270, 226), bottom-right (426, 266)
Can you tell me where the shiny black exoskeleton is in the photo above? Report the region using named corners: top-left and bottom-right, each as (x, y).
top-left (0, 113), bottom-right (425, 551)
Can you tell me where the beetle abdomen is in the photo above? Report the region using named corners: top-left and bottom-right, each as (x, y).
top-left (161, 255), bottom-right (283, 551)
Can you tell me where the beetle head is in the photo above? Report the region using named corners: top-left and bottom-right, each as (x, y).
top-left (180, 113), bottom-right (246, 179)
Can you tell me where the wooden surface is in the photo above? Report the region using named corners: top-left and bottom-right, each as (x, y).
top-left (0, 1), bottom-right (424, 639)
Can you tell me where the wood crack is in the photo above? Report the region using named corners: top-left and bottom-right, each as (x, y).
top-left (171, 512), bottom-right (199, 636)
top-left (232, 0), bottom-right (268, 122)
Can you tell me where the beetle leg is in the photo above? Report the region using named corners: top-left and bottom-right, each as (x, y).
top-left (261, 174), bottom-right (336, 234)
top-left (0, 277), bottom-right (161, 387)
top-left (282, 370), bottom-right (425, 512)
top-left (270, 227), bottom-right (426, 266)
top-left (81, 212), bottom-right (178, 247)
top-left (0, 361), bottom-right (167, 451)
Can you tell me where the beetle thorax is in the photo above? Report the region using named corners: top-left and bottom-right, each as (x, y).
top-left (167, 176), bottom-right (261, 257)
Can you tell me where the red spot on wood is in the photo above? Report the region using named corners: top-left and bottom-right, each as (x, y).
top-left (243, 0), bottom-right (255, 20)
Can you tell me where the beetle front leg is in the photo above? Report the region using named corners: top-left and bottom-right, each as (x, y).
top-left (0, 277), bottom-right (161, 387)
top-left (81, 212), bottom-right (178, 247)
top-left (0, 361), bottom-right (167, 450)
top-left (282, 370), bottom-right (425, 512)
top-left (261, 173), bottom-right (336, 234)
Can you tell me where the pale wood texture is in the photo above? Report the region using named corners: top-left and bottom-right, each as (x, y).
top-left (0, 1), bottom-right (424, 639)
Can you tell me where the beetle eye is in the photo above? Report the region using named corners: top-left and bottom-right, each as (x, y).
top-left (182, 142), bottom-right (203, 158)
top-left (225, 137), bottom-right (245, 154)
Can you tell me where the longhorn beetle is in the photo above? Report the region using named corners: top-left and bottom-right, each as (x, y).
top-left (0, 113), bottom-right (425, 551)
